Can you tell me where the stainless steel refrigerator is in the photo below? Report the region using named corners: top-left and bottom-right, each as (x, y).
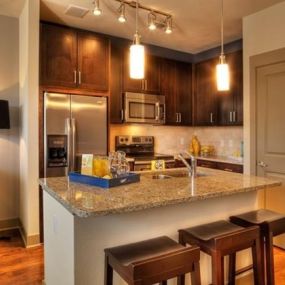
top-left (44, 92), bottom-right (107, 177)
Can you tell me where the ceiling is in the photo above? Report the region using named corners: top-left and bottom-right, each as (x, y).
top-left (1, 0), bottom-right (284, 53)
top-left (0, 0), bottom-right (25, 17)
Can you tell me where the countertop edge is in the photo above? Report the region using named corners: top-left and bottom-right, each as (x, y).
top-left (39, 179), bottom-right (281, 218)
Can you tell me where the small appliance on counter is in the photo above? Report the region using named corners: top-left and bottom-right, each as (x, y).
top-left (115, 136), bottom-right (175, 171)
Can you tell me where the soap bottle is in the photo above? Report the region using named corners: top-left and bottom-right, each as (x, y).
top-left (191, 135), bottom-right (201, 156)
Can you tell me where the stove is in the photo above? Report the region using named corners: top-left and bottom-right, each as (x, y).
top-left (115, 136), bottom-right (175, 171)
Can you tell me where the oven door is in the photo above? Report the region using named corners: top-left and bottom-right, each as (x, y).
top-left (124, 93), bottom-right (165, 124)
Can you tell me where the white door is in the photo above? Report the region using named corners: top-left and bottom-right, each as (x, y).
top-left (256, 58), bottom-right (285, 248)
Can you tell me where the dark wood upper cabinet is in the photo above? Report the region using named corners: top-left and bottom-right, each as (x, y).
top-left (194, 58), bottom-right (218, 126)
top-left (160, 58), bottom-right (192, 125)
top-left (40, 23), bottom-right (77, 88)
top-left (110, 42), bottom-right (124, 123)
top-left (77, 31), bottom-right (109, 91)
top-left (194, 50), bottom-right (243, 126)
top-left (40, 23), bottom-right (110, 92)
top-left (123, 50), bottom-right (160, 94)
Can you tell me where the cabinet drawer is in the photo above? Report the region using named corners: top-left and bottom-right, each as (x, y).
top-left (197, 160), bottom-right (217, 169)
top-left (216, 162), bottom-right (243, 173)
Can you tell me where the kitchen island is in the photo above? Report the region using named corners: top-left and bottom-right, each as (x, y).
top-left (40, 168), bottom-right (280, 285)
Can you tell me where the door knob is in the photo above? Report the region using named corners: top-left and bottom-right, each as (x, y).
top-left (257, 161), bottom-right (268, 168)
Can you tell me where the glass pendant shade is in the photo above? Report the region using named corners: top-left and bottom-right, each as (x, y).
top-left (216, 55), bottom-right (230, 91)
top-left (130, 43), bottom-right (145, 79)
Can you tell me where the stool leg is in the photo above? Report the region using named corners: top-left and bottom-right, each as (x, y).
top-left (228, 253), bottom-right (236, 285)
top-left (259, 234), bottom-right (266, 282)
top-left (191, 261), bottom-right (201, 285)
top-left (177, 233), bottom-right (186, 285)
top-left (252, 237), bottom-right (264, 285)
top-left (265, 231), bottom-right (275, 285)
top-left (212, 251), bottom-right (224, 285)
top-left (104, 254), bottom-right (113, 285)
top-left (160, 281), bottom-right (167, 285)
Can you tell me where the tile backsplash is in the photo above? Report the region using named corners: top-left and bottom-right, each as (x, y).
top-left (110, 124), bottom-right (243, 158)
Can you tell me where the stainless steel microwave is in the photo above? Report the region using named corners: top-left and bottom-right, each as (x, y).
top-left (124, 92), bottom-right (165, 124)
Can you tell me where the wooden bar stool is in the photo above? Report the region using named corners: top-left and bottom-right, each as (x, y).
top-left (230, 209), bottom-right (285, 285)
top-left (178, 220), bottom-right (264, 285)
top-left (104, 236), bottom-right (201, 285)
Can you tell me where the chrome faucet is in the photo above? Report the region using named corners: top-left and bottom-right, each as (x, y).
top-left (177, 152), bottom-right (197, 178)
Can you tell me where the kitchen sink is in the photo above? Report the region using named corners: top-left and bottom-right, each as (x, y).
top-left (152, 174), bottom-right (173, 180)
top-left (151, 172), bottom-right (208, 180)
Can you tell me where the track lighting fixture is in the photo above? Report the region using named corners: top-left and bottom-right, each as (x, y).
top-left (216, 0), bottom-right (230, 91)
top-left (118, 2), bottom-right (126, 23)
top-left (92, 0), bottom-right (174, 35)
top-left (148, 12), bottom-right (157, 30)
top-left (93, 0), bottom-right (102, 16)
top-left (165, 16), bottom-right (173, 34)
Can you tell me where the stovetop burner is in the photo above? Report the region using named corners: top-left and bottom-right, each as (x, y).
top-left (115, 136), bottom-right (174, 162)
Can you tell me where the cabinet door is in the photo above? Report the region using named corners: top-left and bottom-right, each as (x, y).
top-left (77, 32), bottom-right (109, 91)
top-left (217, 50), bottom-right (243, 125)
top-left (110, 42), bottom-right (124, 123)
top-left (40, 23), bottom-right (77, 87)
top-left (176, 61), bottom-right (192, 125)
top-left (194, 58), bottom-right (218, 126)
top-left (145, 55), bottom-right (160, 94)
top-left (160, 59), bottom-right (177, 124)
top-left (232, 50), bottom-right (243, 125)
top-left (123, 48), bottom-right (144, 92)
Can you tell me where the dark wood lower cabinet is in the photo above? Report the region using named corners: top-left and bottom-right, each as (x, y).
top-left (176, 158), bottom-right (243, 173)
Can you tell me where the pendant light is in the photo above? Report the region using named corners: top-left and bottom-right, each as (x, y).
top-left (216, 0), bottom-right (230, 91)
top-left (129, 0), bottom-right (145, 79)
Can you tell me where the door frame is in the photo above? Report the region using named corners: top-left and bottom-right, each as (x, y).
top-left (248, 47), bottom-right (285, 175)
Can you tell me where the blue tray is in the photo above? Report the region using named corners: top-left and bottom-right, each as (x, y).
top-left (68, 172), bottom-right (140, 188)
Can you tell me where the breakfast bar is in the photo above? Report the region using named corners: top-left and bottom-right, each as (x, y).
top-left (40, 168), bottom-right (281, 285)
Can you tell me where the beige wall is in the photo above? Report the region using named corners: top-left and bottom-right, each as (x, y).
top-left (243, 1), bottom-right (285, 174)
top-left (0, 15), bottom-right (19, 225)
top-left (110, 125), bottom-right (243, 157)
top-left (19, 0), bottom-right (40, 243)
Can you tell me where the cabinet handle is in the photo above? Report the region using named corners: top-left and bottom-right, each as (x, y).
top-left (233, 111), bottom-right (236, 122)
top-left (78, 71), bottom-right (82, 85)
top-left (179, 113), bottom-right (182, 123)
top-left (145, 79), bottom-right (148, 91)
top-left (176, 113), bottom-right (179, 123)
top-left (229, 111), bottom-right (233, 122)
top-left (210, 112), bottom-right (214, 123)
top-left (224, 168), bottom-right (233, 172)
top-left (141, 80), bottom-right (144, 91)
top-left (121, 109), bottom-right (124, 121)
top-left (73, 70), bottom-right (77, 84)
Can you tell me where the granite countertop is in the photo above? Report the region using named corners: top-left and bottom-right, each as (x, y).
top-left (39, 168), bottom-right (280, 218)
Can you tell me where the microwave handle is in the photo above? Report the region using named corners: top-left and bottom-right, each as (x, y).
top-left (156, 102), bottom-right (162, 121)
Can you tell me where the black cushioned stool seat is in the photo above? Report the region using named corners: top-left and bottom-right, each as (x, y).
top-left (178, 220), bottom-right (264, 285)
top-left (104, 236), bottom-right (201, 285)
top-left (230, 209), bottom-right (285, 285)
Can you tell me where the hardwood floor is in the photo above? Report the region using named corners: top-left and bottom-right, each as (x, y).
top-left (0, 230), bottom-right (43, 285)
top-left (0, 230), bottom-right (284, 284)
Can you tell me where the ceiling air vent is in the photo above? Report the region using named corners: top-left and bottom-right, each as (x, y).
top-left (64, 5), bottom-right (89, 18)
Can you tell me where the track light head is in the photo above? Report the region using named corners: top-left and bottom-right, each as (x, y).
top-left (118, 3), bottom-right (126, 23)
top-left (165, 16), bottom-right (172, 34)
top-left (148, 12), bottom-right (157, 31)
top-left (93, 0), bottom-right (102, 16)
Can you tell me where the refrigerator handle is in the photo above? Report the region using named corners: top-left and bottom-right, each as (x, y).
top-left (71, 118), bottom-right (76, 172)
top-left (65, 118), bottom-right (72, 174)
